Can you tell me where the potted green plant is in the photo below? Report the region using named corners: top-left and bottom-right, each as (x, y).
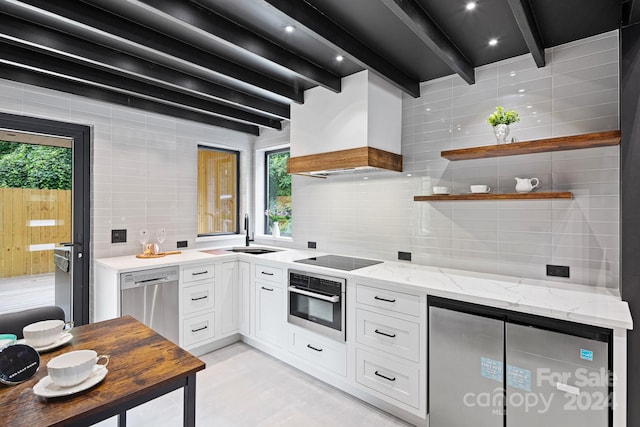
top-left (486, 106), bottom-right (520, 144)
top-left (264, 203), bottom-right (291, 237)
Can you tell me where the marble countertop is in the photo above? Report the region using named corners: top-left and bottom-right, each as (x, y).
top-left (95, 247), bottom-right (633, 330)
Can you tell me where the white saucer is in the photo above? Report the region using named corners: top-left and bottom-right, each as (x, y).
top-left (33, 365), bottom-right (108, 398)
top-left (470, 191), bottom-right (491, 194)
top-left (16, 332), bottom-right (73, 353)
top-left (433, 192), bottom-right (451, 195)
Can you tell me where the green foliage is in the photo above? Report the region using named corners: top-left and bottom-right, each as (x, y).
top-left (0, 141), bottom-right (72, 190)
top-left (267, 151), bottom-right (291, 197)
top-left (486, 106), bottom-right (520, 126)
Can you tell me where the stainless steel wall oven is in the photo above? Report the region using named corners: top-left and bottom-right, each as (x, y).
top-left (287, 269), bottom-right (346, 342)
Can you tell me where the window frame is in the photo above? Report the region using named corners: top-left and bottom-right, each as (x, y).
top-left (264, 147), bottom-right (291, 236)
top-left (197, 145), bottom-right (240, 237)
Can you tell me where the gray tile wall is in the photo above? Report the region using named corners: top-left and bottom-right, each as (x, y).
top-left (0, 79), bottom-right (253, 261)
top-left (289, 31), bottom-right (620, 289)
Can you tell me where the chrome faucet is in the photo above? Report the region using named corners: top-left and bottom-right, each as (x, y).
top-left (244, 213), bottom-right (254, 247)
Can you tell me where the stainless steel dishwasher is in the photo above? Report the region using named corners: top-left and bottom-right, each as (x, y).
top-left (120, 266), bottom-right (179, 345)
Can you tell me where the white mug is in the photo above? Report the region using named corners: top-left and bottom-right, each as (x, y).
top-left (47, 350), bottom-right (110, 387)
top-left (23, 319), bottom-right (73, 347)
top-left (470, 185), bottom-right (491, 193)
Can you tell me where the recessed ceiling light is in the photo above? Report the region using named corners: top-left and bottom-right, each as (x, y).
top-left (488, 38), bottom-right (498, 46)
top-left (466, 2), bottom-right (477, 11)
top-left (335, 54), bottom-right (344, 62)
top-left (283, 25), bottom-right (296, 33)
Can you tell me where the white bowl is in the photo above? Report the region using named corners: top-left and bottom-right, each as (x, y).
top-left (433, 186), bottom-right (451, 195)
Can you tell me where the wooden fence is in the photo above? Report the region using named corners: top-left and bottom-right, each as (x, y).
top-left (0, 188), bottom-right (71, 278)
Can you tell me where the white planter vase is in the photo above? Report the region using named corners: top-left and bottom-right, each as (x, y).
top-left (271, 222), bottom-right (280, 238)
top-left (493, 124), bottom-right (510, 144)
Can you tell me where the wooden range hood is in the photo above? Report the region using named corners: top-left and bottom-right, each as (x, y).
top-left (287, 70), bottom-right (403, 177)
top-left (287, 146), bottom-right (402, 176)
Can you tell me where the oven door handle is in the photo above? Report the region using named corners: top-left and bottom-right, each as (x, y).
top-left (288, 286), bottom-right (340, 303)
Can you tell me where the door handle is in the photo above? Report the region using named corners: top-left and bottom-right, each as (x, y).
top-left (288, 286), bottom-right (340, 303)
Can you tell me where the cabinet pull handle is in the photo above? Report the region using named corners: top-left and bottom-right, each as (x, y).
top-left (191, 325), bottom-right (208, 333)
top-left (306, 344), bottom-right (323, 352)
top-left (374, 329), bottom-right (396, 338)
top-left (261, 271), bottom-right (274, 276)
top-left (192, 271), bottom-right (209, 276)
top-left (374, 371), bottom-right (396, 382)
top-left (191, 295), bottom-right (208, 301)
top-left (374, 296), bottom-right (396, 303)
top-left (261, 286), bottom-right (274, 292)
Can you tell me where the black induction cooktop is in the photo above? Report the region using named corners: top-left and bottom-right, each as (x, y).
top-left (294, 255), bottom-right (383, 271)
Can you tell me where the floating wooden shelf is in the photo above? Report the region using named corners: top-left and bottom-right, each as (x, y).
top-left (413, 192), bottom-right (573, 201)
top-left (440, 130), bottom-right (620, 161)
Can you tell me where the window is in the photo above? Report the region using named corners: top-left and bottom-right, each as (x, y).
top-left (265, 149), bottom-right (291, 237)
top-left (197, 146), bottom-right (239, 236)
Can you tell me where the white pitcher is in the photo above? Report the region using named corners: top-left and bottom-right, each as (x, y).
top-left (515, 177), bottom-right (541, 193)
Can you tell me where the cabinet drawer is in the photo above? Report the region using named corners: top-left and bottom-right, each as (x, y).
top-left (289, 327), bottom-right (346, 376)
top-left (356, 309), bottom-right (420, 362)
top-left (182, 311), bottom-right (215, 347)
top-left (255, 263), bottom-right (283, 284)
top-left (356, 348), bottom-right (420, 409)
top-left (183, 282), bottom-right (215, 315)
top-left (183, 264), bottom-right (215, 283)
top-left (356, 284), bottom-right (420, 317)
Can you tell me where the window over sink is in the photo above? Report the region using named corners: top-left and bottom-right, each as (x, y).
top-left (197, 146), bottom-right (239, 236)
top-left (264, 148), bottom-right (291, 237)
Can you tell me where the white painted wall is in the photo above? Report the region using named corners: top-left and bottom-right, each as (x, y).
top-left (281, 31), bottom-right (620, 290)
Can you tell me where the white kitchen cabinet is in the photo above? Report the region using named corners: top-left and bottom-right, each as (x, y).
top-left (356, 308), bottom-right (420, 362)
top-left (221, 261), bottom-right (239, 334)
top-left (238, 261), bottom-right (251, 336)
top-left (353, 282), bottom-right (427, 419)
top-left (181, 262), bottom-right (216, 350)
top-left (289, 325), bottom-right (347, 376)
top-left (254, 263), bottom-right (286, 347)
top-left (356, 348), bottom-right (421, 409)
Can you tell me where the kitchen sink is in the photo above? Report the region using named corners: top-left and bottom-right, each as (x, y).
top-left (229, 247), bottom-right (280, 255)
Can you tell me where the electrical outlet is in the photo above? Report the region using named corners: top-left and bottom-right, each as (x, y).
top-left (546, 264), bottom-right (570, 278)
top-left (308, 241), bottom-right (317, 249)
top-left (177, 240), bottom-right (188, 248)
top-left (111, 229), bottom-right (127, 243)
top-left (398, 251), bottom-right (412, 261)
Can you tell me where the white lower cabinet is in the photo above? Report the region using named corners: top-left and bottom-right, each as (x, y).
top-left (238, 261), bottom-right (251, 336)
top-left (183, 282), bottom-right (215, 315)
top-left (183, 311), bottom-right (216, 347)
top-left (353, 282), bottom-right (427, 421)
top-left (356, 308), bottom-right (420, 362)
top-left (255, 280), bottom-right (286, 347)
top-left (356, 348), bottom-right (421, 409)
top-left (289, 326), bottom-right (347, 376)
top-left (221, 261), bottom-right (239, 334)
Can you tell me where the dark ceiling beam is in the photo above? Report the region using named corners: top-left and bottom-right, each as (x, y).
top-left (0, 63), bottom-right (259, 135)
top-left (623, 0), bottom-right (640, 26)
top-left (0, 0), bottom-right (304, 103)
top-left (106, 0), bottom-right (341, 93)
top-left (0, 42), bottom-right (282, 130)
top-left (263, 0), bottom-right (420, 98)
top-left (0, 14), bottom-right (289, 120)
top-left (378, 0), bottom-right (475, 85)
top-left (507, 0), bottom-right (545, 68)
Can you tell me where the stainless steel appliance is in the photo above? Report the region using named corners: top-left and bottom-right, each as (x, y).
top-left (294, 254), bottom-right (382, 271)
top-left (288, 269), bottom-right (346, 342)
top-left (429, 297), bottom-right (611, 427)
top-left (120, 266), bottom-right (179, 345)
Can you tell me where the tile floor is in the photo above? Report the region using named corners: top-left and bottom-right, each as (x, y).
top-left (95, 342), bottom-right (413, 426)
